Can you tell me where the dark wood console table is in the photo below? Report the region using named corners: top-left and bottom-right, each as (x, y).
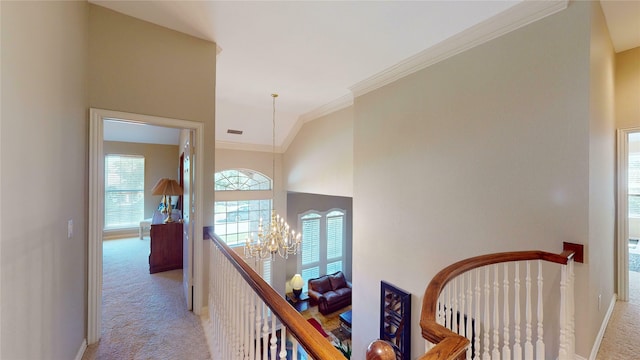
top-left (149, 222), bottom-right (183, 274)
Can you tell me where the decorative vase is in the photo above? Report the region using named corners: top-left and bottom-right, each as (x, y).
top-left (293, 288), bottom-right (302, 298)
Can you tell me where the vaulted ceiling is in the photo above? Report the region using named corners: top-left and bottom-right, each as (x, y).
top-left (94, 0), bottom-right (640, 150)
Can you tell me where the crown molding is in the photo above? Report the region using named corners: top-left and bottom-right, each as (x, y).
top-left (216, 140), bottom-right (284, 154)
top-left (350, 0), bottom-right (569, 97)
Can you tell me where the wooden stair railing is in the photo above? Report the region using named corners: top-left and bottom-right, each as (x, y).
top-left (204, 228), bottom-right (345, 359)
top-left (418, 242), bottom-right (583, 360)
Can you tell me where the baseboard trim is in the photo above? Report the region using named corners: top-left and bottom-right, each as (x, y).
top-left (74, 339), bottom-right (87, 360)
top-left (200, 314), bottom-right (215, 358)
top-left (588, 293), bottom-right (617, 360)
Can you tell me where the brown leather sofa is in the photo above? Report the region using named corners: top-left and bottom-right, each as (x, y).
top-left (307, 271), bottom-right (352, 315)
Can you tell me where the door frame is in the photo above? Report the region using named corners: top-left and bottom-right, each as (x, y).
top-left (616, 127), bottom-right (640, 302)
top-left (88, 108), bottom-right (204, 344)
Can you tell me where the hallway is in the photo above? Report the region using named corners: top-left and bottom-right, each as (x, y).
top-left (82, 237), bottom-right (210, 359)
top-left (596, 270), bottom-right (640, 359)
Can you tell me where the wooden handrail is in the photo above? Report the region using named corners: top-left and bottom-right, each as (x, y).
top-left (204, 228), bottom-right (345, 359)
top-left (419, 242), bottom-right (583, 359)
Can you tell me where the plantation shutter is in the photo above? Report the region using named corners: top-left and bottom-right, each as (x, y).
top-left (301, 214), bottom-right (321, 265)
top-left (326, 211), bottom-right (344, 274)
top-left (262, 260), bottom-right (272, 286)
top-left (326, 212), bottom-right (343, 259)
top-left (104, 155), bottom-right (145, 229)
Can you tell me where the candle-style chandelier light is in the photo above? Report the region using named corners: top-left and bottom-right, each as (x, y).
top-left (245, 94), bottom-right (301, 261)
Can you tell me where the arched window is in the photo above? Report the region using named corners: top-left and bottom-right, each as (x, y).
top-left (214, 168), bottom-right (272, 283)
top-left (215, 169), bottom-right (271, 191)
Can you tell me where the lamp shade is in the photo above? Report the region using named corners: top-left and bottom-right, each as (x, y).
top-left (291, 274), bottom-right (303, 290)
top-left (151, 178), bottom-right (183, 196)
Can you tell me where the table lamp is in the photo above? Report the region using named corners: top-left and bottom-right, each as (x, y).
top-left (151, 178), bottom-right (183, 223)
top-left (291, 274), bottom-right (304, 299)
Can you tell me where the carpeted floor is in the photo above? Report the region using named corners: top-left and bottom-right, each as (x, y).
top-left (82, 237), bottom-right (210, 360)
top-left (596, 271), bottom-right (640, 359)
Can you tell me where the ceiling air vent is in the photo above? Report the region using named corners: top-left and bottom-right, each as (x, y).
top-left (227, 129), bottom-right (243, 135)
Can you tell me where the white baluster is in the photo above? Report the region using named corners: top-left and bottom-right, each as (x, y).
top-left (446, 281), bottom-right (452, 331)
top-left (483, 267), bottom-right (491, 360)
top-left (219, 259), bottom-right (225, 358)
top-left (248, 290), bottom-right (255, 360)
top-left (437, 292), bottom-right (445, 326)
top-left (536, 260), bottom-right (545, 360)
top-left (255, 294), bottom-right (261, 360)
top-left (237, 272), bottom-right (242, 359)
top-left (492, 264), bottom-right (500, 360)
top-left (558, 262), bottom-right (568, 360)
top-left (270, 312), bottom-right (278, 360)
top-left (220, 259), bottom-right (226, 358)
top-left (514, 262), bottom-right (522, 360)
top-left (460, 275), bottom-right (466, 338)
top-left (525, 261), bottom-right (533, 360)
top-left (292, 335), bottom-right (299, 360)
top-left (245, 284), bottom-right (250, 360)
top-left (568, 259), bottom-right (576, 359)
top-left (466, 272), bottom-right (473, 360)
top-left (502, 263), bottom-right (511, 360)
top-left (453, 277), bottom-right (459, 334)
top-left (228, 257), bottom-right (233, 358)
top-left (262, 302), bottom-right (269, 360)
top-left (474, 269), bottom-right (481, 360)
top-left (279, 326), bottom-right (288, 359)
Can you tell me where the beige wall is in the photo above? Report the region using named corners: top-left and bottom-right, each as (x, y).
top-left (350, 2), bottom-right (609, 358)
top-left (103, 141), bottom-right (180, 220)
top-left (88, 4), bottom-right (216, 227)
top-left (1, 2), bottom-right (89, 359)
top-left (586, 1), bottom-right (616, 353)
top-left (284, 106), bottom-right (354, 197)
top-left (615, 47), bottom-right (640, 130)
top-left (89, 4), bottom-right (216, 307)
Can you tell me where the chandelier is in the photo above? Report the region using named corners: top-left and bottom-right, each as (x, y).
top-left (245, 94), bottom-right (301, 261)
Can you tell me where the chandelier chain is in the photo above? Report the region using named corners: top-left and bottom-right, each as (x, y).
top-left (244, 93), bottom-right (301, 261)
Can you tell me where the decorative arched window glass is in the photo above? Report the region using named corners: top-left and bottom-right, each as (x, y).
top-left (214, 168), bottom-right (272, 283)
top-left (215, 169), bottom-right (271, 191)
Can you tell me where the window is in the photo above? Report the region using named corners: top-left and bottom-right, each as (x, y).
top-left (298, 209), bottom-right (346, 293)
top-left (215, 169), bottom-right (271, 191)
top-left (630, 153), bottom-right (640, 218)
top-left (214, 169), bottom-right (272, 284)
top-left (214, 200), bottom-right (271, 246)
top-left (104, 154), bottom-right (145, 230)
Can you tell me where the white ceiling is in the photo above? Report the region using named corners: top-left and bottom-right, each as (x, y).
top-left (93, 0), bottom-right (639, 150)
top-left (103, 120), bottom-right (181, 145)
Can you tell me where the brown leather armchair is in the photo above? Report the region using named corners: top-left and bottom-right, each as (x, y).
top-left (307, 271), bottom-right (352, 315)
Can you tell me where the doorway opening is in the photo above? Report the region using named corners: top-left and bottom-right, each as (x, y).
top-left (616, 128), bottom-right (640, 304)
top-left (88, 109), bottom-right (204, 344)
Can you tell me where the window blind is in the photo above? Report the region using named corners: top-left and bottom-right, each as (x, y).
top-left (104, 155), bottom-right (145, 229)
top-left (327, 214), bottom-right (343, 260)
top-left (301, 215), bottom-right (321, 266)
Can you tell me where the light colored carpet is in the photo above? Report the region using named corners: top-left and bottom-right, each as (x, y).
top-left (596, 271), bottom-right (640, 359)
top-left (82, 237), bottom-right (210, 360)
